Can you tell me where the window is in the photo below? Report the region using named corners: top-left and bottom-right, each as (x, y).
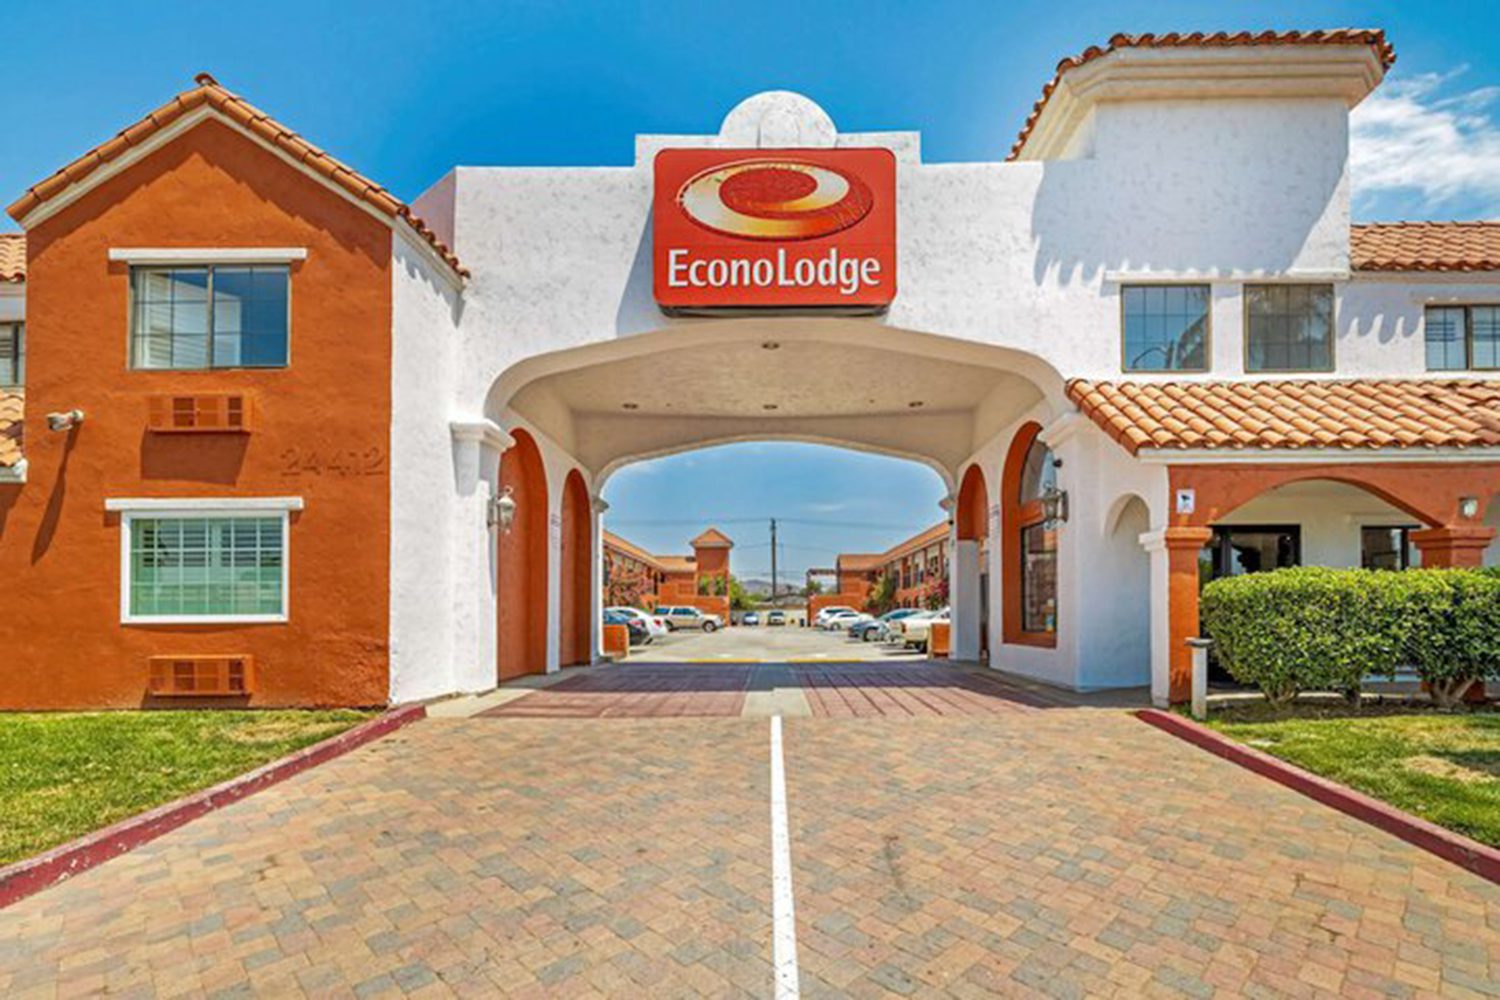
top-left (1361, 526), bottom-right (1417, 570)
top-left (126, 515), bottom-right (286, 622)
top-left (1206, 526), bottom-right (1301, 578)
top-left (1020, 523), bottom-right (1057, 633)
top-left (1017, 437), bottom-right (1058, 636)
top-left (1245, 284), bottom-right (1333, 372)
top-left (130, 266), bottom-right (289, 370)
top-left (1122, 284), bottom-right (1209, 371)
top-left (1424, 305), bottom-right (1500, 371)
top-left (0, 323), bottom-right (21, 387)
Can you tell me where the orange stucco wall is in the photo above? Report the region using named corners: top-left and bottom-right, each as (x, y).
top-left (0, 119), bottom-right (394, 708)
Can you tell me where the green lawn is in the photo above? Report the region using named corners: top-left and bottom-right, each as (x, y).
top-left (0, 710), bottom-right (375, 866)
top-left (1203, 704), bottom-right (1500, 848)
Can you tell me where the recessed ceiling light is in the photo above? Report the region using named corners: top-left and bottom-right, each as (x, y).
top-left (761, 341), bottom-right (780, 350)
top-left (908, 400), bottom-right (924, 408)
top-left (622, 402), bottom-right (640, 410)
top-left (763, 403), bottom-right (779, 411)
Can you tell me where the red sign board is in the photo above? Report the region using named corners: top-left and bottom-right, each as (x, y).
top-left (653, 147), bottom-right (897, 310)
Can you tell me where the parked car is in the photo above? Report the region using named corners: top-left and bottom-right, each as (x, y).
top-left (812, 605), bottom-right (857, 628)
top-left (766, 610), bottom-right (787, 626)
top-left (820, 610), bottom-right (864, 631)
top-left (852, 608), bottom-right (918, 642)
top-left (898, 607), bottom-right (950, 652)
top-left (654, 606), bottom-right (723, 632)
top-left (742, 611), bottom-right (760, 626)
top-left (606, 606), bottom-right (668, 642)
top-left (842, 613), bottom-right (876, 637)
top-left (604, 609), bottom-right (648, 646)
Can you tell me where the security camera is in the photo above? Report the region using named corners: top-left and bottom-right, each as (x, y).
top-left (46, 409), bottom-right (85, 432)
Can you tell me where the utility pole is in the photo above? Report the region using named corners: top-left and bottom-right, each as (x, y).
top-left (769, 518), bottom-right (778, 608)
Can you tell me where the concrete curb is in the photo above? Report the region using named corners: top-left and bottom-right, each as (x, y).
top-left (1137, 708), bottom-right (1500, 885)
top-left (0, 704), bottom-right (426, 910)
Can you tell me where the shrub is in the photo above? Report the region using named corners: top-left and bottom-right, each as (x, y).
top-left (1400, 569), bottom-right (1500, 709)
top-left (1200, 567), bottom-right (1409, 707)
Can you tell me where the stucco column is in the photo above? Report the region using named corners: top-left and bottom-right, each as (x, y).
top-left (450, 420), bottom-right (513, 692)
top-left (951, 540), bottom-right (981, 661)
top-left (1140, 526), bottom-right (1212, 706)
top-left (1411, 525), bottom-right (1496, 567)
top-left (591, 496), bottom-right (609, 663)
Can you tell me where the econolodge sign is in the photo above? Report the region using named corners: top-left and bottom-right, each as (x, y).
top-left (653, 147), bottom-right (897, 310)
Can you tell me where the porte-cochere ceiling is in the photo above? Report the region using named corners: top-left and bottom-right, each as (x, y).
top-left (495, 318), bottom-right (1061, 485)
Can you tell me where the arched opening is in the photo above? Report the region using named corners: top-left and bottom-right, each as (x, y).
top-left (498, 428), bottom-right (549, 681)
top-left (1097, 494), bottom-right (1150, 687)
top-left (559, 469), bottom-right (592, 667)
top-left (953, 464), bottom-right (989, 661)
top-left (1001, 422), bottom-right (1058, 648)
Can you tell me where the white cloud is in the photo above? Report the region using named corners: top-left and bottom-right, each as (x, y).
top-left (1351, 68), bottom-right (1500, 216)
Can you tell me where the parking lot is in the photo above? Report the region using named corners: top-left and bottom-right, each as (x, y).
top-left (629, 619), bottom-right (927, 663)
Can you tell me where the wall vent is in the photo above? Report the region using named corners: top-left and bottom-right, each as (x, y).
top-left (148, 656), bottom-right (255, 696)
top-left (146, 394), bottom-right (253, 433)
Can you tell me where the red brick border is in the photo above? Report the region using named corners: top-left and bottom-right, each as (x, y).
top-left (1137, 708), bottom-right (1500, 885)
top-left (0, 704), bottom-right (426, 910)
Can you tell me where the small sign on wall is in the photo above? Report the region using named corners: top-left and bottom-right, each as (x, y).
top-left (1175, 489), bottom-right (1196, 515)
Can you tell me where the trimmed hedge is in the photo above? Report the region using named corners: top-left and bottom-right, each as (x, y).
top-left (1200, 567), bottom-right (1500, 709)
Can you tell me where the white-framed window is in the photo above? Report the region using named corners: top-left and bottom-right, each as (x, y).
top-left (0, 322), bottom-right (21, 388)
top-left (129, 265), bottom-right (290, 370)
top-left (109, 498), bottom-right (300, 624)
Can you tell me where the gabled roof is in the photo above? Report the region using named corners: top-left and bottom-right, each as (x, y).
top-left (656, 556), bottom-right (698, 574)
top-left (1007, 29), bottom-right (1395, 161)
top-left (6, 74), bottom-right (466, 280)
top-left (837, 553), bottom-right (885, 573)
top-left (0, 234), bottom-right (23, 283)
top-left (1068, 379), bottom-right (1500, 454)
top-left (1351, 222), bottom-right (1500, 272)
top-left (690, 527), bottom-right (734, 548)
top-left (0, 389), bottom-right (22, 469)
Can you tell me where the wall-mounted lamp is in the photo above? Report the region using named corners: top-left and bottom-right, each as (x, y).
top-left (1459, 496), bottom-right (1481, 520)
top-left (1040, 486), bottom-right (1069, 527)
top-left (488, 485), bottom-right (517, 532)
top-left (45, 409), bottom-right (85, 432)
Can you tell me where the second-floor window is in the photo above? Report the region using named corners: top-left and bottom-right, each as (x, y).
top-left (1121, 285), bottom-right (1209, 371)
top-left (130, 265), bottom-right (289, 370)
top-left (1245, 284), bottom-right (1334, 372)
top-left (0, 323), bottom-right (21, 387)
top-left (1425, 305), bottom-right (1499, 371)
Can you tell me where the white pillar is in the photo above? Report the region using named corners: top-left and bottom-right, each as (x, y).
top-left (1138, 529), bottom-right (1172, 708)
top-left (951, 539), bottom-right (981, 661)
top-left (591, 496), bottom-right (609, 663)
top-left (450, 420), bottom-right (512, 693)
top-left (545, 477), bottom-right (564, 675)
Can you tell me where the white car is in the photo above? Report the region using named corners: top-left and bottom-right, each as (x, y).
top-left (812, 605), bottom-right (857, 628)
top-left (607, 606), bottom-right (669, 642)
top-left (820, 610), bottom-right (865, 631)
top-left (653, 606), bottom-right (724, 632)
top-left (898, 607), bottom-right (950, 651)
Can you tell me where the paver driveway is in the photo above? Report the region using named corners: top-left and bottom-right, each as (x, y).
top-left (2, 664), bottom-right (1498, 998)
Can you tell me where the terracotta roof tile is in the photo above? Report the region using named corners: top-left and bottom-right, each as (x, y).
top-left (7, 74), bottom-right (466, 280)
top-left (1351, 222), bottom-right (1500, 272)
top-left (0, 234), bottom-right (22, 283)
top-left (655, 556), bottom-right (698, 574)
top-left (602, 530), bottom-right (668, 572)
top-left (1068, 379), bottom-right (1500, 454)
top-left (690, 527), bottom-right (734, 548)
top-left (879, 521), bottom-right (950, 563)
top-left (0, 388), bottom-right (22, 468)
top-left (1007, 30), bottom-right (1395, 161)
top-left (836, 553), bottom-right (885, 573)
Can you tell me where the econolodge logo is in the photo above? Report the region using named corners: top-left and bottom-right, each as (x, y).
top-left (653, 147), bottom-right (897, 310)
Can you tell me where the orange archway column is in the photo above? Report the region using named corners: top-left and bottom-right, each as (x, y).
top-left (498, 430), bottom-right (549, 682)
top-left (558, 471), bottom-right (593, 667)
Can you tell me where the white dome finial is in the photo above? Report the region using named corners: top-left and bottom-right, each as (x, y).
top-left (719, 91), bottom-right (836, 147)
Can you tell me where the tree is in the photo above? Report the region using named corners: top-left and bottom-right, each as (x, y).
top-left (867, 574), bottom-right (898, 615)
top-left (804, 579), bottom-right (824, 597)
top-left (728, 576), bottom-right (753, 611)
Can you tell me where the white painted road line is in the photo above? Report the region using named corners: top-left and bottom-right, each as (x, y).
top-left (769, 715), bottom-right (800, 999)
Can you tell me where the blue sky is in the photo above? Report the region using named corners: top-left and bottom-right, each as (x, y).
top-left (5, 1), bottom-right (1500, 574)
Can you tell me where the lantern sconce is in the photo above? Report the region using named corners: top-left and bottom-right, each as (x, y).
top-left (46, 409), bottom-right (85, 432)
top-left (1459, 496), bottom-right (1480, 520)
top-left (488, 485), bottom-right (517, 532)
top-left (1040, 486), bottom-right (1069, 527)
